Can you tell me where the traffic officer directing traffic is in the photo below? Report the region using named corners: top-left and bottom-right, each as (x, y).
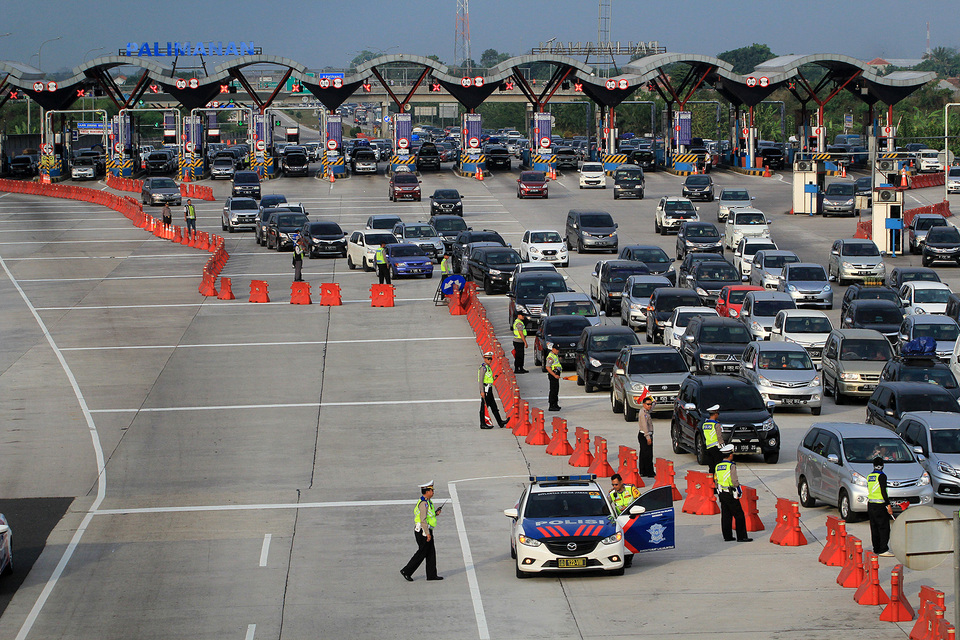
top-left (546, 343), bottom-right (562, 412)
top-left (715, 444), bottom-right (752, 542)
top-left (183, 199), bottom-right (197, 237)
top-left (479, 351), bottom-right (506, 428)
top-left (701, 404), bottom-right (725, 474)
top-left (512, 313), bottom-right (529, 374)
top-left (867, 457), bottom-right (895, 557)
top-left (375, 244), bottom-right (391, 285)
top-left (401, 480), bottom-right (444, 582)
top-left (292, 242), bottom-right (305, 282)
top-left (609, 473), bottom-right (640, 516)
top-left (440, 251), bottom-right (453, 278)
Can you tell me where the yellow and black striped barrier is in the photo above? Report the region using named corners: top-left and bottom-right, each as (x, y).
top-left (251, 155), bottom-right (275, 178)
top-left (179, 154), bottom-right (203, 180)
top-left (672, 153), bottom-right (699, 164)
top-left (810, 153), bottom-right (832, 161)
top-left (321, 155), bottom-right (346, 177)
top-left (602, 153), bottom-right (629, 175)
top-left (107, 157), bottom-right (134, 177)
top-left (459, 153), bottom-right (486, 177)
top-left (390, 155), bottom-right (416, 166)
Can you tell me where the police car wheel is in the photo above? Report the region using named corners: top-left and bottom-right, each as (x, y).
top-left (516, 560), bottom-right (531, 579)
top-left (510, 543), bottom-right (516, 560)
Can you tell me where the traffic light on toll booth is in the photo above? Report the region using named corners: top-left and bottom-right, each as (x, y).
top-left (275, 119), bottom-right (281, 127)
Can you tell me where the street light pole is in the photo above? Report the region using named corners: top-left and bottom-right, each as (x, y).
top-left (37, 36), bottom-right (61, 73)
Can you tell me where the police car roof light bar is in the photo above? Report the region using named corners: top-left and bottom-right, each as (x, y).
top-left (529, 474), bottom-right (597, 483)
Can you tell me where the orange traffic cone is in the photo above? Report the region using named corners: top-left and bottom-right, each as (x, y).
top-left (840, 163), bottom-right (847, 178)
top-left (476, 166), bottom-right (484, 181)
top-left (549, 166), bottom-right (556, 180)
top-left (329, 168), bottom-right (335, 183)
top-left (763, 161), bottom-right (772, 178)
top-left (900, 168), bottom-right (908, 188)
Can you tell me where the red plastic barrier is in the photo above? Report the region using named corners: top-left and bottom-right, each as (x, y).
top-left (198, 272), bottom-right (218, 297)
top-left (837, 536), bottom-right (865, 588)
top-left (318, 282), bottom-right (342, 305)
top-left (911, 587), bottom-right (947, 640)
top-left (370, 284), bottom-right (395, 307)
top-left (545, 417), bottom-right (574, 456)
top-left (217, 277), bottom-right (236, 300)
top-left (880, 564), bottom-right (915, 622)
top-left (568, 427), bottom-right (594, 467)
top-left (587, 437), bottom-right (615, 477)
top-left (737, 485), bottom-right (764, 532)
top-left (290, 281), bottom-right (312, 305)
top-left (652, 458), bottom-right (682, 501)
top-left (768, 498), bottom-right (807, 546)
top-left (819, 515), bottom-right (848, 566)
top-left (524, 408), bottom-right (550, 446)
top-left (681, 471), bottom-right (720, 515)
top-left (616, 446), bottom-right (642, 487)
top-left (505, 389), bottom-right (522, 431)
top-left (249, 280), bottom-right (270, 303)
top-left (854, 551), bottom-right (890, 606)
top-left (511, 400), bottom-right (531, 437)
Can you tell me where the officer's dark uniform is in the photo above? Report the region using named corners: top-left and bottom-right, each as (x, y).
top-left (546, 344), bottom-right (562, 412)
top-left (867, 457), bottom-right (894, 556)
top-left (512, 315), bottom-right (528, 374)
top-left (715, 447), bottom-right (752, 542)
top-left (292, 243), bottom-right (304, 282)
top-left (375, 245), bottom-right (391, 285)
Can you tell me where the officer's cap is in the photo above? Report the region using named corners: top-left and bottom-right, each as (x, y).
top-left (419, 480), bottom-right (434, 490)
top-left (720, 444), bottom-right (734, 454)
top-left (548, 342), bottom-right (558, 350)
top-left (707, 404), bottom-right (721, 412)
top-left (483, 351), bottom-right (493, 357)
top-left (516, 311), bottom-right (525, 317)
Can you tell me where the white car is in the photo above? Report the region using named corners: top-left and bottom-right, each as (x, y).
top-left (724, 207), bottom-right (771, 250)
top-left (346, 229), bottom-right (398, 271)
top-left (899, 281), bottom-right (953, 316)
top-left (654, 196), bottom-right (699, 235)
top-left (520, 229), bottom-right (568, 267)
top-left (665, 306), bottom-right (718, 349)
top-left (733, 237), bottom-right (778, 281)
top-left (947, 166), bottom-right (960, 194)
top-left (769, 309), bottom-right (833, 367)
top-left (917, 149), bottom-right (942, 173)
top-left (579, 162), bottom-right (607, 189)
top-left (716, 187), bottom-right (754, 222)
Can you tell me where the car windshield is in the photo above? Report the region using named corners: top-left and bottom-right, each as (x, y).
top-left (914, 288), bottom-right (951, 304)
top-left (686, 225), bottom-right (719, 238)
top-left (517, 278), bottom-right (567, 301)
top-left (787, 267), bottom-right (827, 282)
top-left (901, 392), bottom-right (960, 414)
top-left (843, 438), bottom-right (915, 464)
top-left (676, 310), bottom-right (715, 327)
top-left (531, 231), bottom-right (563, 243)
top-left (659, 294), bottom-right (701, 313)
top-left (432, 218), bottom-right (467, 232)
top-left (520, 171), bottom-right (546, 181)
top-left (842, 242), bottom-right (880, 257)
top-left (686, 175), bottom-right (711, 186)
top-left (365, 233), bottom-right (396, 245)
top-left (758, 350), bottom-right (814, 370)
top-left (232, 200), bottom-right (258, 211)
top-left (631, 281), bottom-right (667, 298)
top-left (523, 490), bottom-right (610, 518)
top-left (727, 289), bottom-right (753, 305)
top-left (855, 306), bottom-right (902, 324)
top-left (915, 217), bottom-right (948, 231)
top-left (370, 218), bottom-right (400, 229)
top-left (404, 226), bottom-right (436, 238)
top-left (552, 301), bottom-right (597, 316)
top-left (722, 190), bottom-right (750, 202)
top-left (486, 251), bottom-right (522, 265)
top-left (606, 267), bottom-right (648, 284)
top-left (394, 174), bottom-right (418, 184)
top-left (151, 178), bottom-right (177, 188)
top-left (754, 300), bottom-right (796, 316)
top-left (582, 163), bottom-right (603, 172)
top-left (840, 339), bottom-right (893, 361)
top-left (825, 183), bottom-right (855, 196)
top-left (856, 177), bottom-right (872, 189)
top-left (700, 385), bottom-right (766, 411)
top-left (734, 213), bottom-right (766, 225)
top-left (588, 333), bottom-right (638, 351)
top-left (899, 368), bottom-right (958, 389)
top-left (391, 245), bottom-right (426, 257)
top-left (913, 322), bottom-right (960, 341)
top-left (742, 243), bottom-right (776, 257)
top-left (433, 190), bottom-right (460, 199)
top-left (579, 214), bottom-right (614, 227)
top-left (235, 173), bottom-right (258, 185)
top-left (310, 222), bottom-right (341, 234)
top-left (700, 324), bottom-right (751, 344)
top-left (546, 316), bottom-right (592, 335)
top-left (784, 317), bottom-right (832, 333)
top-left (931, 429), bottom-right (960, 454)
top-left (277, 214), bottom-right (308, 227)
top-left (261, 196), bottom-right (286, 207)
top-left (904, 270), bottom-right (941, 283)
top-left (764, 255), bottom-right (800, 269)
top-left (698, 264), bottom-right (739, 282)
top-left (665, 201), bottom-right (696, 213)
top-left (628, 351), bottom-right (688, 374)
top-left (615, 170), bottom-right (643, 182)
top-left (926, 228), bottom-right (960, 243)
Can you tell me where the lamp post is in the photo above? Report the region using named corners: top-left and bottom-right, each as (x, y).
top-left (37, 36), bottom-right (61, 72)
top-left (82, 48), bottom-right (105, 118)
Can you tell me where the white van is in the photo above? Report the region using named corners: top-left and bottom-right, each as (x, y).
top-left (918, 149), bottom-right (942, 173)
top-left (947, 166), bottom-right (960, 194)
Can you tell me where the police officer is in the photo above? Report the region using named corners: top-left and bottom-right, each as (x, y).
top-left (867, 457), bottom-right (895, 557)
top-left (292, 241), bottom-right (305, 282)
top-left (375, 243), bottom-right (391, 285)
top-left (440, 251), bottom-right (453, 277)
top-left (183, 199), bottom-right (197, 237)
top-left (161, 202), bottom-right (172, 227)
top-left (479, 351), bottom-right (505, 428)
top-left (637, 396), bottom-right (655, 478)
top-left (716, 445), bottom-right (752, 542)
top-left (546, 343), bottom-right (562, 412)
top-left (701, 404), bottom-right (725, 474)
top-left (512, 312), bottom-right (529, 374)
top-left (401, 480), bottom-right (444, 582)
top-left (609, 473), bottom-right (640, 516)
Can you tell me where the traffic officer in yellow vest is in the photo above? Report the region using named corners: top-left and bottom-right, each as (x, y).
top-left (715, 444), bottom-right (752, 542)
top-left (867, 457), bottom-right (895, 557)
top-left (701, 404), bottom-right (725, 474)
top-left (183, 199), bottom-right (197, 237)
top-left (512, 312), bottom-right (529, 374)
top-left (401, 480), bottom-right (444, 581)
top-left (609, 473), bottom-right (640, 516)
top-left (479, 351), bottom-right (506, 428)
top-left (440, 251), bottom-right (453, 278)
top-left (545, 343), bottom-right (563, 411)
top-left (375, 244), bottom-right (391, 285)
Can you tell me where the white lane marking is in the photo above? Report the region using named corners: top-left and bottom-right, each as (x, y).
top-left (19, 270), bottom-right (370, 282)
top-left (0, 227), bottom-right (145, 233)
top-left (0, 256), bottom-right (107, 640)
top-left (245, 624), bottom-right (256, 640)
top-left (6, 254), bottom-right (208, 261)
top-left (35, 298), bottom-right (437, 310)
top-left (0, 238), bottom-right (166, 245)
top-left (259, 534), bottom-right (272, 567)
top-left (61, 336), bottom-right (475, 351)
top-left (90, 398), bottom-right (482, 413)
top-left (95, 499), bottom-right (416, 515)
top-left (908, 193), bottom-right (923, 204)
top-left (448, 481), bottom-right (489, 640)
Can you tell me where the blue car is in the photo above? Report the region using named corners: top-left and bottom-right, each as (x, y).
top-left (386, 243), bottom-right (435, 279)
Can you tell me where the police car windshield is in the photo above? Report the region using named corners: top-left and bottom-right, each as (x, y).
top-left (627, 351), bottom-right (688, 374)
top-left (932, 429), bottom-right (960, 454)
top-left (899, 368), bottom-right (958, 389)
top-left (843, 437), bottom-right (914, 464)
top-left (524, 491), bottom-right (611, 518)
top-left (700, 385), bottom-right (765, 411)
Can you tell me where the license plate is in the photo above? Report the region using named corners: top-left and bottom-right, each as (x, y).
top-left (734, 444), bottom-right (758, 453)
top-left (802, 296), bottom-right (819, 301)
top-left (860, 384), bottom-right (876, 392)
top-left (717, 364), bottom-right (738, 372)
top-left (653, 396), bottom-right (673, 403)
top-left (558, 558), bottom-right (587, 568)
top-left (856, 271), bottom-right (873, 276)
top-left (782, 398), bottom-right (806, 405)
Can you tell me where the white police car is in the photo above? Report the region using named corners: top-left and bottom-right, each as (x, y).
top-left (504, 475), bottom-right (675, 578)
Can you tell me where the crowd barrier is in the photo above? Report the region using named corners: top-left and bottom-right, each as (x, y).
top-left (854, 200), bottom-right (952, 239)
top-left (104, 174), bottom-right (216, 201)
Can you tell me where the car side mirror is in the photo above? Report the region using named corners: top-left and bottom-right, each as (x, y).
top-left (614, 367), bottom-right (625, 375)
top-left (599, 310), bottom-right (606, 317)
top-left (766, 219), bottom-right (773, 224)
top-left (766, 400), bottom-right (776, 413)
top-left (913, 445), bottom-right (924, 455)
top-left (683, 402), bottom-right (697, 411)
top-left (573, 224), bottom-right (578, 229)
top-left (885, 409), bottom-right (896, 417)
top-left (627, 505), bottom-right (646, 516)
top-left (831, 250), bottom-right (839, 256)
top-left (827, 453), bottom-right (840, 464)
top-left (743, 361), bottom-right (754, 370)
top-left (503, 508), bottom-right (518, 519)
top-left (506, 292), bottom-right (514, 297)
top-left (751, 196), bottom-right (756, 200)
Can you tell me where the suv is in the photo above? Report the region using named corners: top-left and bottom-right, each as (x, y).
top-left (141, 177), bottom-right (182, 206)
top-left (508, 271), bottom-right (570, 330)
top-left (350, 147), bottom-right (378, 174)
top-left (757, 146), bottom-right (785, 170)
top-left (590, 260), bottom-right (651, 316)
top-left (210, 155), bottom-right (236, 180)
top-left (881, 357), bottom-right (960, 400)
top-left (739, 341), bottom-right (822, 414)
top-left (484, 144), bottom-right (511, 171)
top-left (716, 187), bottom-right (754, 222)
top-left (795, 423), bottom-right (933, 520)
top-left (896, 412), bottom-right (960, 498)
top-left (266, 211), bottom-right (309, 251)
top-left (612, 164), bottom-right (644, 199)
top-left (620, 275), bottom-right (673, 331)
top-left (346, 230), bottom-right (398, 271)
top-left (281, 146), bottom-right (310, 177)
top-left (298, 220), bottom-right (347, 258)
top-left (655, 197), bottom-right (699, 235)
top-left (683, 260), bottom-right (740, 307)
top-left (416, 142), bottom-right (442, 171)
top-left (887, 266), bottom-right (940, 291)
top-left (232, 170), bottom-right (261, 199)
top-left (388, 173), bottom-right (422, 201)
top-left (821, 182), bottom-right (856, 217)
top-left (392, 222), bottom-right (444, 261)
top-left (723, 208), bottom-right (771, 250)
top-left (828, 238), bottom-right (885, 286)
top-left (221, 197), bottom-right (259, 232)
top-left (534, 315), bottom-right (593, 371)
top-left (575, 326), bottom-right (641, 392)
top-left (840, 284), bottom-right (902, 318)
top-left (578, 162), bottom-right (606, 189)
top-left (645, 288), bottom-right (703, 343)
top-left (542, 292), bottom-right (601, 325)
top-left (867, 381), bottom-right (960, 430)
top-left (821, 329), bottom-right (892, 404)
top-left (750, 250), bottom-right (801, 290)
top-left (899, 281), bottom-right (952, 316)
top-left (676, 222), bottom-right (723, 260)
top-left (769, 309), bottom-right (833, 365)
top-left (921, 225), bottom-right (960, 267)
top-left (611, 345), bottom-right (690, 420)
top-left (555, 146), bottom-right (579, 170)
top-left (680, 316), bottom-right (752, 374)
top-left (429, 189), bottom-right (463, 216)
top-left (451, 229), bottom-right (507, 273)
top-left (671, 375), bottom-right (781, 464)
top-left (840, 299), bottom-right (903, 342)
top-left (907, 214), bottom-right (949, 254)
top-left (565, 210), bottom-right (619, 254)
top-left (681, 174), bottom-right (714, 201)
top-left (467, 246), bottom-right (523, 294)
top-left (429, 215), bottom-right (468, 252)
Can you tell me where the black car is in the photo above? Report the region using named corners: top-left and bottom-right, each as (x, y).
top-left (508, 271), bottom-right (570, 329)
top-left (429, 214), bottom-right (468, 251)
top-left (416, 142), bottom-right (441, 171)
top-left (555, 147), bottom-right (579, 170)
top-left (841, 299), bottom-right (904, 342)
top-left (429, 189), bottom-right (464, 217)
top-left (281, 146), bottom-right (310, 177)
top-left (865, 381), bottom-right (960, 430)
top-left (467, 246), bottom-right (523, 294)
top-left (574, 326), bottom-right (641, 392)
top-left (880, 356), bottom-right (960, 401)
top-left (534, 315), bottom-right (593, 371)
top-left (451, 229), bottom-right (506, 272)
top-left (676, 222), bottom-right (723, 260)
top-left (259, 194), bottom-right (287, 214)
top-left (233, 170), bottom-right (261, 199)
top-left (144, 150), bottom-right (176, 175)
top-left (682, 174), bottom-right (715, 202)
top-left (840, 284), bottom-right (903, 318)
top-left (298, 220), bottom-right (347, 258)
top-left (645, 288), bottom-right (703, 343)
top-left (10, 154), bottom-right (39, 177)
top-left (618, 244), bottom-right (675, 283)
top-left (922, 226), bottom-right (960, 267)
top-left (887, 266), bottom-right (940, 290)
top-left (591, 260), bottom-right (651, 316)
top-left (484, 145), bottom-right (511, 171)
top-left (267, 212), bottom-right (309, 251)
top-left (678, 253), bottom-right (731, 289)
top-left (612, 164), bottom-right (645, 199)
top-left (671, 374), bottom-right (781, 464)
top-left (757, 146), bottom-right (785, 170)
top-left (629, 149), bottom-right (656, 171)
top-left (256, 207), bottom-right (293, 246)
top-left (855, 176), bottom-right (872, 205)
top-left (684, 260), bottom-right (741, 306)
top-left (680, 316), bottom-right (752, 375)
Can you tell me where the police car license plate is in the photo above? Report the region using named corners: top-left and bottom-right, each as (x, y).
top-left (558, 558), bottom-right (586, 568)
top-left (734, 444), bottom-right (758, 453)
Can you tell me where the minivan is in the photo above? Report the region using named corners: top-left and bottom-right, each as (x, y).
top-left (232, 170), bottom-right (261, 199)
top-left (566, 210), bottom-right (618, 253)
top-left (612, 164), bottom-right (644, 199)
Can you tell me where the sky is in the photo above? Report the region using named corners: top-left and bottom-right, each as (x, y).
top-left (3, 0), bottom-right (958, 74)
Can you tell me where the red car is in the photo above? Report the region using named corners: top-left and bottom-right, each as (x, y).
top-left (389, 172), bottom-right (422, 202)
top-left (715, 285), bottom-right (763, 319)
top-left (517, 170), bottom-right (548, 199)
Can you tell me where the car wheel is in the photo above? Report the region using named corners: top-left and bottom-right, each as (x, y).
top-left (695, 433), bottom-right (707, 466)
top-left (838, 491), bottom-right (859, 522)
top-left (671, 420), bottom-right (686, 454)
top-left (426, 272), bottom-right (433, 279)
top-left (222, 218), bottom-right (228, 231)
top-left (922, 256), bottom-right (932, 267)
top-left (624, 404), bottom-right (638, 422)
top-left (798, 477), bottom-right (817, 508)
top-left (576, 366), bottom-right (585, 386)
top-left (516, 559), bottom-right (531, 579)
top-left (811, 406), bottom-right (822, 416)
top-left (363, 258), bottom-right (372, 272)
top-left (347, 255), bottom-right (356, 270)
top-left (614, 192), bottom-right (619, 200)
top-left (541, 352), bottom-right (548, 373)
top-left (510, 542), bottom-right (516, 560)
top-left (609, 566), bottom-right (625, 577)
top-left (835, 383), bottom-right (845, 405)
top-left (585, 376), bottom-right (596, 393)
top-left (578, 239), bottom-right (585, 253)
top-left (483, 277), bottom-right (494, 296)
top-left (638, 191), bottom-right (644, 200)
top-left (764, 451), bottom-right (779, 464)
top-left (611, 389), bottom-right (623, 413)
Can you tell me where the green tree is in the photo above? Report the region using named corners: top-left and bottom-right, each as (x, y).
top-left (349, 50), bottom-right (378, 71)
top-left (479, 48), bottom-right (511, 70)
top-left (717, 44), bottom-right (777, 75)
top-left (917, 46), bottom-right (960, 77)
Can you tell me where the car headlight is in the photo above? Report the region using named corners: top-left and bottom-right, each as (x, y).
top-left (840, 373), bottom-right (861, 381)
top-left (811, 375), bottom-right (821, 386)
top-left (529, 246), bottom-right (541, 254)
top-left (699, 353), bottom-right (717, 361)
top-left (915, 307), bottom-right (926, 314)
top-left (601, 531), bottom-right (623, 545)
top-left (939, 461), bottom-right (960, 477)
top-left (842, 261), bottom-right (854, 269)
top-left (696, 287), bottom-right (708, 297)
top-left (280, 233), bottom-right (290, 240)
top-left (842, 199), bottom-right (854, 205)
top-left (851, 470), bottom-right (868, 487)
top-left (822, 285), bottom-right (832, 293)
top-left (729, 309), bottom-right (739, 317)
top-left (787, 284), bottom-right (798, 292)
top-left (631, 302), bottom-right (644, 310)
top-left (760, 417), bottom-right (775, 431)
top-left (751, 321), bottom-right (763, 332)
top-left (630, 382), bottom-right (645, 391)
top-left (489, 269), bottom-right (502, 275)
top-left (518, 534), bottom-right (541, 547)
top-left (515, 305), bottom-right (530, 314)
top-left (919, 471), bottom-right (931, 485)
top-left (757, 374), bottom-right (771, 386)
top-left (589, 357), bottom-right (603, 367)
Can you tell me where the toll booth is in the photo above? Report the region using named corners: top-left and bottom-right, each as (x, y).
top-left (206, 113), bottom-right (221, 145)
top-left (182, 114), bottom-right (203, 181)
top-left (251, 114), bottom-right (275, 178)
top-left (285, 127), bottom-right (300, 144)
top-left (875, 154), bottom-right (912, 188)
top-left (391, 113), bottom-right (415, 174)
top-left (792, 159), bottom-right (826, 215)
top-left (872, 187), bottom-right (904, 254)
top-left (108, 113), bottom-right (134, 177)
top-left (459, 113), bottom-right (483, 177)
top-left (530, 112), bottom-right (556, 173)
top-left (323, 113), bottom-right (346, 177)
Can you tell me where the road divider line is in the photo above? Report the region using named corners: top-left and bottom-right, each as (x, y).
top-left (95, 499), bottom-right (416, 515)
top-left (36, 297), bottom-right (437, 310)
top-left (259, 534), bottom-right (271, 567)
top-left (62, 336), bottom-right (475, 351)
top-left (245, 624), bottom-right (256, 640)
top-left (449, 481), bottom-right (490, 640)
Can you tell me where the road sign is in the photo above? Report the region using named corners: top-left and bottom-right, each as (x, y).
top-left (441, 275), bottom-right (467, 295)
top-left (618, 78), bottom-right (629, 90)
top-left (319, 78), bottom-right (331, 89)
top-left (41, 143), bottom-right (53, 155)
top-left (46, 81), bottom-right (58, 92)
top-left (255, 140), bottom-right (266, 152)
top-left (745, 76), bottom-right (757, 88)
top-left (78, 121), bottom-right (105, 132)
top-left (185, 141), bottom-right (195, 153)
top-left (188, 78), bottom-right (199, 89)
top-left (114, 142), bottom-right (123, 153)
top-left (758, 76), bottom-right (769, 88)
top-left (383, 115), bottom-right (391, 123)
top-left (741, 127), bottom-right (749, 137)
top-left (33, 81), bottom-right (43, 92)
top-left (468, 137), bottom-right (480, 149)
top-left (326, 139), bottom-right (337, 150)
top-left (883, 126), bottom-right (894, 136)
top-left (813, 127), bottom-right (823, 136)
top-left (844, 114), bottom-right (853, 128)
top-left (604, 79), bottom-right (616, 90)
top-left (333, 77), bottom-right (343, 89)
top-left (540, 136), bottom-right (551, 148)
top-left (460, 77), bottom-right (472, 88)
top-left (175, 78), bottom-right (187, 90)
top-left (474, 76), bottom-right (484, 87)
top-left (397, 138), bottom-right (409, 149)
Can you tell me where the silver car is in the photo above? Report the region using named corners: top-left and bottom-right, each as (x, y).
top-left (821, 182), bottom-right (856, 216)
top-left (795, 422), bottom-right (933, 520)
top-left (610, 345), bottom-right (689, 420)
top-left (392, 222), bottom-right (444, 261)
top-left (829, 238), bottom-right (885, 286)
top-left (739, 291), bottom-right (796, 341)
top-left (777, 262), bottom-right (833, 309)
top-left (769, 309), bottom-right (833, 366)
top-left (740, 341), bottom-right (822, 414)
top-left (896, 411), bottom-right (960, 498)
top-left (620, 275), bottom-right (672, 331)
top-left (140, 176), bottom-right (182, 206)
top-left (750, 250), bottom-right (800, 290)
top-left (221, 197), bottom-right (259, 232)
top-left (716, 187), bottom-right (754, 222)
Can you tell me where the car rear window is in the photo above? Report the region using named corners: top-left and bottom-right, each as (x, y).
top-left (657, 293), bottom-right (701, 312)
top-left (787, 267), bottom-right (827, 281)
top-left (699, 324), bottom-right (751, 344)
top-left (520, 171), bottom-right (546, 181)
top-left (764, 254), bottom-right (800, 269)
top-left (552, 300), bottom-right (597, 316)
top-left (546, 316), bottom-right (592, 335)
top-left (365, 233), bottom-right (396, 245)
top-left (839, 339), bottom-right (892, 361)
top-left (784, 317), bottom-right (832, 333)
